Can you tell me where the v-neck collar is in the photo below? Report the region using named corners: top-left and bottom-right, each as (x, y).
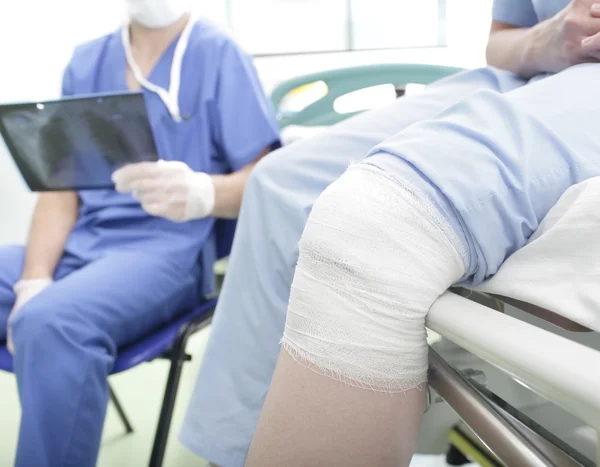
top-left (120, 17), bottom-right (196, 121)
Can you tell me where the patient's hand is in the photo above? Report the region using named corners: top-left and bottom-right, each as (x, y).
top-left (532, 0), bottom-right (600, 73)
top-left (581, 1), bottom-right (600, 56)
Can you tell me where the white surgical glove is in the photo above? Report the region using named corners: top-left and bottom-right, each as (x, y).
top-left (112, 160), bottom-right (216, 222)
top-left (7, 278), bottom-right (53, 354)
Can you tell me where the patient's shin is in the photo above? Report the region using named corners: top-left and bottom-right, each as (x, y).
top-left (282, 164), bottom-right (467, 392)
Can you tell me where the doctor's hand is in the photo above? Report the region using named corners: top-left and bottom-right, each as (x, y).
top-left (7, 278), bottom-right (53, 354)
top-left (112, 160), bottom-right (216, 222)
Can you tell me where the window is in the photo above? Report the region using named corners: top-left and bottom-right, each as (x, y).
top-left (198, 0), bottom-right (447, 56)
top-left (350, 0), bottom-right (445, 50)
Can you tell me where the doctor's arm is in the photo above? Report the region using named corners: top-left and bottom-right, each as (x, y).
top-left (112, 144), bottom-right (272, 222)
top-left (19, 60), bottom-right (79, 280)
top-left (6, 192), bottom-right (77, 353)
top-left (210, 147), bottom-right (271, 219)
top-left (21, 192), bottom-right (78, 280)
top-left (5, 60), bottom-right (79, 351)
top-left (486, 0), bottom-right (600, 79)
top-left (113, 41), bottom-right (280, 223)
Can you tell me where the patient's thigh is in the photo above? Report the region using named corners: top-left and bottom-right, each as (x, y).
top-left (364, 64), bottom-right (600, 284)
top-left (305, 67), bottom-right (523, 149)
top-left (263, 67), bottom-right (524, 203)
top-left (504, 64), bottom-right (600, 157)
top-left (479, 63), bottom-right (600, 256)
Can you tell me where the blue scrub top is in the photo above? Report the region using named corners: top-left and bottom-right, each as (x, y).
top-left (492, 0), bottom-right (568, 26)
top-left (60, 20), bottom-right (281, 283)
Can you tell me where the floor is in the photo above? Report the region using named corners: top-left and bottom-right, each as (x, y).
top-left (0, 328), bottom-right (213, 467)
top-left (0, 324), bottom-right (477, 467)
top-left (0, 305), bottom-right (595, 466)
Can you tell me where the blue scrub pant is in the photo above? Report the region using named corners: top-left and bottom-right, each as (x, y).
top-left (0, 247), bottom-right (199, 467)
top-left (182, 63), bottom-right (600, 467)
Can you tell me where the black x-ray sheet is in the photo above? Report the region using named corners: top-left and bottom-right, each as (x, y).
top-left (0, 92), bottom-right (158, 191)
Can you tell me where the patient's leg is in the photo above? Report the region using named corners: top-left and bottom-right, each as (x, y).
top-left (246, 164), bottom-right (467, 466)
top-left (250, 351), bottom-right (425, 467)
top-left (180, 67), bottom-right (525, 467)
top-left (246, 63), bottom-right (600, 467)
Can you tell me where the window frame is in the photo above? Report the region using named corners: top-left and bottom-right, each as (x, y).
top-left (221, 0), bottom-right (448, 57)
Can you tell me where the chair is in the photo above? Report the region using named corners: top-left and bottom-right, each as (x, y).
top-left (0, 63), bottom-right (464, 467)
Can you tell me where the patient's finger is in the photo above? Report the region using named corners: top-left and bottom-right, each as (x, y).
top-left (581, 31), bottom-right (600, 52)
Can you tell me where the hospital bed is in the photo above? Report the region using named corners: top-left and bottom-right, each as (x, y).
top-left (0, 64), bottom-right (595, 467)
top-left (427, 291), bottom-right (600, 467)
top-left (270, 64), bottom-right (600, 466)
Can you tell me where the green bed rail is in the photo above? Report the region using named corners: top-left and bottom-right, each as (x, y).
top-left (270, 63), bottom-right (465, 128)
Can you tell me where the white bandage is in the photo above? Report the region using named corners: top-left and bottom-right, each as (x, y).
top-left (282, 164), bottom-right (467, 393)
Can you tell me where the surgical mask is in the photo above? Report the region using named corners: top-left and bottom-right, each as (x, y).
top-left (125, 0), bottom-right (191, 29)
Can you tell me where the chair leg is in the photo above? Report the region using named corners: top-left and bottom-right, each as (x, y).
top-left (148, 305), bottom-right (216, 467)
top-left (149, 321), bottom-right (204, 467)
top-left (109, 383), bottom-right (134, 434)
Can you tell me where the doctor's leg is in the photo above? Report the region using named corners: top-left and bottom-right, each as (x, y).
top-left (9, 251), bottom-right (198, 467)
top-left (246, 64), bottom-right (600, 466)
top-left (0, 246), bottom-right (25, 338)
top-left (0, 245), bottom-right (81, 343)
top-left (180, 68), bottom-right (526, 467)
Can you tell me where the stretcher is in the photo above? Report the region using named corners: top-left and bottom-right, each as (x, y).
top-left (427, 291), bottom-right (599, 466)
top-left (270, 64), bottom-right (600, 466)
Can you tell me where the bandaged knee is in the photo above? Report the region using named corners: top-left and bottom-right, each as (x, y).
top-left (282, 164), bottom-right (466, 392)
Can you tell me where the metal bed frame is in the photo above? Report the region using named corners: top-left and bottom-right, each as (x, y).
top-left (427, 291), bottom-right (600, 466)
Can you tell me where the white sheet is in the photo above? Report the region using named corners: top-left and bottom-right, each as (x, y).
top-left (475, 177), bottom-right (600, 332)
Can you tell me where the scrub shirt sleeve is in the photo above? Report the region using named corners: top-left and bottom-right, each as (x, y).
top-left (492, 0), bottom-right (538, 27)
top-left (212, 42), bottom-right (281, 172)
top-left (61, 62), bottom-right (76, 98)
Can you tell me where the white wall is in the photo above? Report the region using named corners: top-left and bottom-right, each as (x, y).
top-left (0, 0), bottom-right (126, 244)
top-left (0, 0), bottom-right (492, 245)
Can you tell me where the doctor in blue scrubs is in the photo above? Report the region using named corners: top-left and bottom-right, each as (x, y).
top-left (0, 0), bottom-right (280, 465)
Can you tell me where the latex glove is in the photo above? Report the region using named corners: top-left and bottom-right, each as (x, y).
top-left (112, 160), bottom-right (215, 222)
top-left (7, 278), bottom-right (53, 354)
